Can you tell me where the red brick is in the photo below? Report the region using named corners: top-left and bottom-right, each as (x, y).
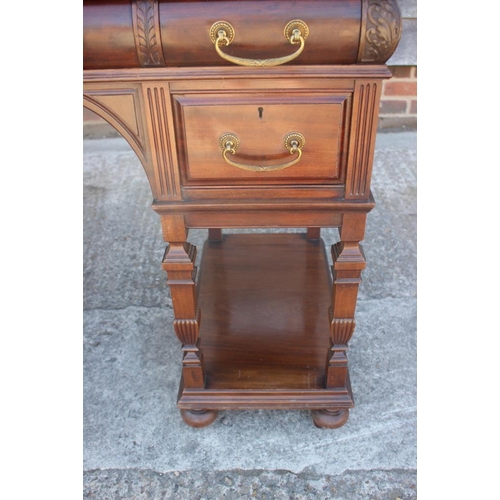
top-left (384, 81), bottom-right (417, 97)
top-left (379, 99), bottom-right (408, 114)
top-left (388, 66), bottom-right (413, 79)
top-left (409, 100), bottom-right (417, 114)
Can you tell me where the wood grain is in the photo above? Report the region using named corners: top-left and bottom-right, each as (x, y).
top-left (83, 0), bottom-right (402, 428)
top-left (173, 92), bottom-right (349, 184)
top-left (83, 0), bottom-right (402, 69)
top-left (198, 233), bottom-right (331, 390)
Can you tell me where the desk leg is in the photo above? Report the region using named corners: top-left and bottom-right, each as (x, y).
top-left (314, 213), bottom-right (367, 428)
top-left (160, 218), bottom-right (205, 377)
top-left (161, 216), bottom-right (205, 389)
top-left (160, 215), bottom-right (216, 426)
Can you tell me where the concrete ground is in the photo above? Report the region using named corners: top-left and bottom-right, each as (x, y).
top-left (83, 131), bottom-right (417, 499)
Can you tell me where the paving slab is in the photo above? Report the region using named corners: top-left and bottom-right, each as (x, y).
top-left (84, 468), bottom-right (417, 500)
top-left (84, 297), bottom-right (416, 472)
top-left (83, 131), bottom-right (417, 498)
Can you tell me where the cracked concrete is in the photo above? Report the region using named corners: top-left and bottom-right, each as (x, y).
top-left (83, 131), bottom-right (417, 498)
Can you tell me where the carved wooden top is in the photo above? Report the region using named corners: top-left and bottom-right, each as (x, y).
top-left (83, 0), bottom-right (402, 69)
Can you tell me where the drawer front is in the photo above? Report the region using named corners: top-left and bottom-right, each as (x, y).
top-left (84, 0), bottom-right (402, 69)
top-left (159, 0), bottom-right (361, 67)
top-left (172, 92), bottom-right (351, 186)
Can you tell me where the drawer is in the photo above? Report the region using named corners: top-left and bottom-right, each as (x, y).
top-left (172, 90), bottom-right (352, 186)
top-left (83, 0), bottom-right (402, 69)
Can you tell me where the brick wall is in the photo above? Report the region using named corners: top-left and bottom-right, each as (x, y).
top-left (83, 65), bottom-right (417, 137)
top-left (379, 65), bottom-right (417, 130)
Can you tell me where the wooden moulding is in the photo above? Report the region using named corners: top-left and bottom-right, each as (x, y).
top-left (83, 65), bottom-right (392, 83)
top-left (176, 233), bottom-right (355, 411)
top-left (151, 197), bottom-right (375, 229)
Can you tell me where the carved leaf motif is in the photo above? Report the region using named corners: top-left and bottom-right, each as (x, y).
top-left (134, 0), bottom-right (163, 66)
top-left (362, 0), bottom-right (402, 63)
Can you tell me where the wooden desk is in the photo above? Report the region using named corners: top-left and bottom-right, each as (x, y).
top-left (83, 0), bottom-right (402, 428)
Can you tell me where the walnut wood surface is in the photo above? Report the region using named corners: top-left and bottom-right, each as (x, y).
top-left (198, 233), bottom-right (332, 390)
top-left (311, 408), bottom-right (350, 429)
top-left (84, 0), bottom-right (139, 69)
top-left (158, 0), bottom-right (361, 67)
top-left (83, 66), bottom-right (388, 204)
top-left (84, 0), bottom-right (401, 69)
top-left (174, 92), bottom-right (349, 184)
top-left (179, 409), bottom-right (218, 428)
top-left (161, 214), bottom-right (205, 389)
top-left (83, 1), bottom-right (402, 428)
top-left (176, 233), bottom-right (355, 413)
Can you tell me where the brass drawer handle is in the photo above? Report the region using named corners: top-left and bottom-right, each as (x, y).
top-left (219, 132), bottom-right (305, 172)
top-left (210, 20), bottom-right (309, 67)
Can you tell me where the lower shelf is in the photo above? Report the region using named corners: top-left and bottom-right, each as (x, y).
top-left (177, 233), bottom-right (354, 411)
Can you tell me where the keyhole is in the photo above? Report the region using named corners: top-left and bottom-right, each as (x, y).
top-left (258, 107), bottom-right (263, 119)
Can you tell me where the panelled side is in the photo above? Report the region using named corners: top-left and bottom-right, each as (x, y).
top-left (83, 82), bottom-right (159, 197)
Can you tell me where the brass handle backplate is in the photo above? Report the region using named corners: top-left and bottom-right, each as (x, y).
top-left (210, 20), bottom-right (309, 67)
top-left (219, 132), bottom-right (305, 172)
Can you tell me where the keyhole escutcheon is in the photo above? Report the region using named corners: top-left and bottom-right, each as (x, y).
top-left (258, 107), bottom-right (263, 119)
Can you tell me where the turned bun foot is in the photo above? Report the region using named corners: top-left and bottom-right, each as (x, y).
top-left (311, 408), bottom-right (349, 429)
top-left (180, 409), bottom-right (218, 428)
